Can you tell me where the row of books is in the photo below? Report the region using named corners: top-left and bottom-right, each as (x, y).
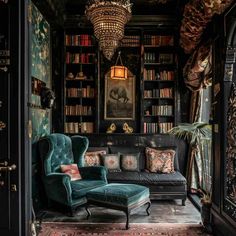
top-left (144, 53), bottom-right (173, 64)
top-left (144, 122), bottom-right (173, 134)
top-left (120, 35), bottom-right (140, 47)
top-left (147, 105), bottom-right (173, 116)
top-left (143, 69), bottom-right (174, 81)
top-left (66, 53), bottom-right (95, 64)
top-left (65, 105), bottom-right (93, 116)
top-left (66, 86), bottom-right (95, 98)
top-left (144, 35), bottom-right (174, 46)
top-left (160, 88), bottom-right (173, 98)
top-left (65, 34), bottom-right (94, 46)
top-left (144, 88), bottom-right (173, 98)
top-left (144, 89), bottom-right (160, 98)
top-left (65, 122), bottom-right (94, 134)
top-left (159, 122), bottom-right (173, 134)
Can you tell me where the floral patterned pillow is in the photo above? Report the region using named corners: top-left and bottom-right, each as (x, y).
top-left (102, 154), bottom-right (121, 172)
top-left (60, 164), bottom-right (82, 181)
top-left (121, 153), bottom-right (140, 172)
top-left (145, 147), bottom-right (175, 173)
top-left (84, 150), bottom-right (107, 167)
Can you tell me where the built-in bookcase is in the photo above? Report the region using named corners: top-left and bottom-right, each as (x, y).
top-left (141, 31), bottom-right (176, 134)
top-left (62, 27), bottom-right (178, 134)
top-left (64, 31), bottom-right (98, 134)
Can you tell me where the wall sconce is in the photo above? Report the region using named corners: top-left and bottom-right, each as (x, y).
top-left (110, 51), bottom-right (128, 80)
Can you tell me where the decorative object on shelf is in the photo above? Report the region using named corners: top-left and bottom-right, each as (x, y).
top-left (111, 51), bottom-right (128, 80)
top-left (85, 0), bottom-right (132, 60)
top-left (0, 121), bottom-right (6, 130)
top-left (106, 123), bottom-right (117, 133)
top-left (40, 86), bottom-right (55, 109)
top-left (66, 72), bottom-right (74, 80)
top-left (180, 0), bottom-right (233, 53)
top-left (123, 122), bottom-right (133, 133)
top-left (75, 71), bottom-right (87, 80)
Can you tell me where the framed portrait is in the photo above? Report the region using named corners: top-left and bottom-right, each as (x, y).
top-left (104, 70), bottom-right (135, 120)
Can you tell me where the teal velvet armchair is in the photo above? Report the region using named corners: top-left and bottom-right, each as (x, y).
top-left (38, 133), bottom-right (107, 214)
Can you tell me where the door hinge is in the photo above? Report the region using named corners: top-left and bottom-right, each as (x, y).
top-left (28, 120), bottom-right (32, 139)
top-left (28, 3), bottom-right (32, 23)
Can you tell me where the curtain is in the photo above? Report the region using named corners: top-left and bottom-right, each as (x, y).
top-left (184, 42), bottom-right (212, 192)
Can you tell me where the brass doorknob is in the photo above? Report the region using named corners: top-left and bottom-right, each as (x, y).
top-left (0, 164), bottom-right (16, 172)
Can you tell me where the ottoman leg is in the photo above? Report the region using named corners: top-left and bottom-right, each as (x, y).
top-left (146, 201), bottom-right (151, 216)
top-left (85, 205), bottom-right (91, 220)
top-left (125, 209), bottom-right (130, 230)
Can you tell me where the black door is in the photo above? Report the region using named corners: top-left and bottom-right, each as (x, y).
top-left (0, 0), bottom-right (31, 235)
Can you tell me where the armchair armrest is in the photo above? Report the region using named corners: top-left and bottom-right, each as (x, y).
top-left (43, 173), bottom-right (72, 206)
top-left (79, 166), bottom-right (108, 183)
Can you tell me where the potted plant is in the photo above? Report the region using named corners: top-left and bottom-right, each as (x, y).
top-left (168, 122), bottom-right (212, 231)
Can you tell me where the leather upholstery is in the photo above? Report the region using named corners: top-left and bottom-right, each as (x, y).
top-left (38, 133), bottom-right (107, 211)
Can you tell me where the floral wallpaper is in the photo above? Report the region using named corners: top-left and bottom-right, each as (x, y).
top-left (31, 2), bottom-right (51, 142)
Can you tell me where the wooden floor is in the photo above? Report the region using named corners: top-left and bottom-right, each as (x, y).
top-left (37, 198), bottom-right (201, 224)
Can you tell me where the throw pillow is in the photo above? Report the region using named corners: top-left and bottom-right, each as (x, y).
top-left (60, 164), bottom-right (82, 181)
top-left (121, 153), bottom-right (140, 171)
top-left (102, 154), bottom-right (121, 172)
top-left (145, 147), bottom-right (175, 173)
top-left (84, 150), bottom-right (107, 167)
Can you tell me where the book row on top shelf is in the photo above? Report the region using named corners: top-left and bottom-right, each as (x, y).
top-left (65, 34), bottom-right (95, 46)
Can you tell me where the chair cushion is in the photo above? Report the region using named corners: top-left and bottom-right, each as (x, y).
top-left (60, 164), bottom-right (82, 181)
top-left (107, 171), bottom-right (186, 186)
top-left (86, 183), bottom-right (149, 207)
top-left (71, 180), bottom-right (107, 199)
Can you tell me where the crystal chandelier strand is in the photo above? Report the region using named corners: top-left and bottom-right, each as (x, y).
top-left (85, 0), bottom-right (132, 60)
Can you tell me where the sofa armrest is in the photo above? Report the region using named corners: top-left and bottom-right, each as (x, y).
top-left (44, 173), bottom-right (72, 205)
top-left (79, 166), bottom-right (108, 183)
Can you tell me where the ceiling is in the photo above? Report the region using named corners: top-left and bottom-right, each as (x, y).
top-left (65, 0), bottom-right (185, 16)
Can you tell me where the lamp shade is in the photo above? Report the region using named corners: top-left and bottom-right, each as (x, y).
top-left (111, 65), bottom-right (128, 80)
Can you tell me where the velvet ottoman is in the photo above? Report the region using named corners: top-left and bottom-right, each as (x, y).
top-left (86, 183), bottom-right (151, 229)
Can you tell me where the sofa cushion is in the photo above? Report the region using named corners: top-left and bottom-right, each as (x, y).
top-left (109, 146), bottom-right (145, 170)
top-left (146, 146), bottom-right (179, 171)
top-left (102, 154), bottom-right (121, 172)
top-left (121, 153), bottom-right (140, 172)
top-left (107, 171), bottom-right (186, 186)
top-left (145, 147), bottom-right (175, 173)
top-left (71, 180), bottom-right (106, 199)
top-left (84, 150), bottom-right (107, 167)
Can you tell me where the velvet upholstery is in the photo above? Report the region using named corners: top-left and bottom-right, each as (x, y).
top-left (38, 133), bottom-right (107, 211)
top-left (86, 183), bottom-right (149, 207)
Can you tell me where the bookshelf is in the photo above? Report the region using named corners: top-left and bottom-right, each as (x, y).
top-left (64, 32), bottom-right (98, 134)
top-left (142, 32), bottom-right (176, 134)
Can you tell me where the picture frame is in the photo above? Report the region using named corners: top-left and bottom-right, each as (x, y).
top-left (104, 70), bottom-right (135, 120)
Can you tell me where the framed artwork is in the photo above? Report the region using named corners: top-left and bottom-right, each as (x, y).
top-left (104, 70), bottom-right (135, 120)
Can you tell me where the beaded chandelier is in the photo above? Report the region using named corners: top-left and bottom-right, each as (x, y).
top-left (85, 0), bottom-right (132, 60)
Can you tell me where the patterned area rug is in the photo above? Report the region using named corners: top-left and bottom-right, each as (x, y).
top-left (38, 222), bottom-right (211, 236)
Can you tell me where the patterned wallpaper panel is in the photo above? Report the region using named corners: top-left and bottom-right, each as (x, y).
top-left (31, 2), bottom-right (51, 142)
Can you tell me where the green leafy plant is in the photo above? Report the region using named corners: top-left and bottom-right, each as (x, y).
top-left (168, 122), bottom-right (212, 203)
top-left (168, 122), bottom-right (212, 146)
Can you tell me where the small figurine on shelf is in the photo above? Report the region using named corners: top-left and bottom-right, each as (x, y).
top-left (123, 122), bottom-right (133, 134)
top-left (66, 72), bottom-right (74, 80)
top-left (106, 123), bottom-right (116, 133)
top-left (75, 71), bottom-right (87, 80)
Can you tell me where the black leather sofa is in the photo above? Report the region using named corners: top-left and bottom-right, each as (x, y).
top-left (84, 134), bottom-right (188, 206)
